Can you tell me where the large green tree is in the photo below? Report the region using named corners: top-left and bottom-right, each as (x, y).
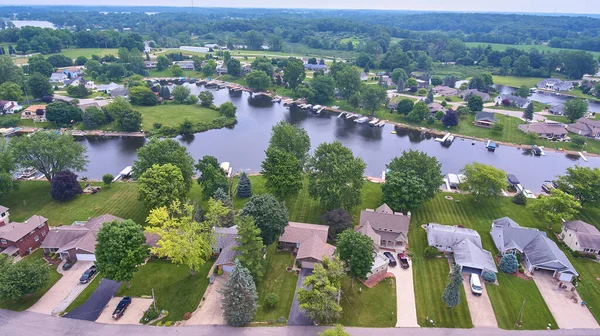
top-left (310, 75), bottom-right (335, 104)
top-left (460, 163), bottom-right (507, 201)
top-left (361, 84), bottom-right (387, 116)
top-left (198, 91), bottom-right (214, 107)
top-left (0, 255), bottom-right (49, 300)
top-left (138, 163), bottom-right (187, 209)
top-left (556, 166), bottom-right (600, 207)
top-left (27, 55), bottom-right (53, 77)
top-left (335, 67), bottom-right (361, 99)
top-left (387, 150), bottom-right (443, 200)
top-left (0, 138), bottom-right (17, 199)
top-left (268, 121), bottom-right (311, 167)
top-left (129, 86), bottom-right (159, 106)
top-left (382, 171), bottom-right (428, 212)
top-left (528, 189), bottom-right (581, 229)
top-left (226, 58), bottom-right (241, 77)
top-left (0, 82), bottom-right (22, 101)
top-left (246, 70), bottom-right (271, 92)
top-left (297, 257), bottom-right (344, 324)
top-left (133, 138), bottom-right (195, 189)
top-left (95, 219), bottom-right (148, 288)
top-left (220, 259), bottom-right (258, 326)
top-left (233, 216), bottom-right (266, 281)
top-left (27, 72), bottom-right (53, 99)
top-left (237, 172), bottom-right (252, 198)
top-left (45, 101), bottom-right (83, 126)
top-left (10, 132), bottom-right (88, 182)
top-left (195, 155), bottom-right (228, 200)
top-left (241, 194), bottom-right (289, 246)
top-left (261, 147), bottom-right (303, 200)
top-left (442, 265), bottom-right (463, 308)
top-left (283, 57), bottom-right (306, 89)
top-left (0, 55), bottom-right (24, 85)
top-left (336, 230), bottom-right (375, 280)
top-left (564, 99), bottom-right (588, 123)
top-left (172, 85), bottom-right (191, 104)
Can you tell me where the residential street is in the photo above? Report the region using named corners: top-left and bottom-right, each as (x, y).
top-left (63, 279), bottom-right (121, 321)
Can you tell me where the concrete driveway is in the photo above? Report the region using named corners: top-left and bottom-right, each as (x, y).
top-left (185, 274), bottom-right (227, 325)
top-left (288, 268), bottom-right (313, 326)
top-left (462, 274), bottom-right (497, 328)
top-left (388, 259), bottom-right (419, 327)
top-left (63, 279), bottom-right (121, 321)
top-left (28, 261), bottom-right (94, 315)
top-left (533, 274), bottom-right (598, 329)
top-left (96, 297), bottom-right (153, 325)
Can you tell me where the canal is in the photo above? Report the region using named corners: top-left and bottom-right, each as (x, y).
top-left (77, 84), bottom-right (600, 192)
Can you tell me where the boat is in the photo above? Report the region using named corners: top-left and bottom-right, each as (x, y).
top-left (346, 113), bottom-right (355, 119)
top-left (375, 121), bottom-right (386, 127)
top-left (312, 105), bottom-right (322, 112)
top-left (219, 162), bottom-right (233, 177)
top-left (541, 180), bottom-right (556, 193)
top-left (486, 140), bottom-right (497, 151)
top-left (112, 166), bottom-right (133, 182)
top-left (533, 147), bottom-right (543, 156)
top-left (443, 135), bottom-right (455, 145)
top-left (19, 167), bottom-right (38, 179)
top-left (435, 133), bottom-right (451, 143)
top-left (369, 118), bottom-right (380, 126)
top-left (354, 116), bottom-right (369, 124)
top-left (271, 97), bottom-right (281, 103)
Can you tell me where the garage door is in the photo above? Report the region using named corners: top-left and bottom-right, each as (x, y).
top-left (222, 265), bottom-right (234, 273)
top-left (460, 266), bottom-right (482, 275)
top-left (559, 272), bottom-right (574, 281)
top-left (76, 254), bottom-right (96, 261)
top-left (301, 261), bottom-right (315, 269)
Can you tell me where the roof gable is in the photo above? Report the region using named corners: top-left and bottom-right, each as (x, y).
top-left (279, 222), bottom-right (328, 244)
top-left (0, 215), bottom-right (47, 242)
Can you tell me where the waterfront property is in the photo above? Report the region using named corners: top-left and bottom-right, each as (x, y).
top-left (0, 205), bottom-right (49, 258)
top-left (173, 61), bottom-right (195, 70)
top-left (474, 111), bottom-right (496, 128)
top-left (518, 121), bottom-right (568, 139)
top-left (496, 94), bottom-right (531, 109)
top-left (357, 204), bottom-right (410, 252)
top-left (278, 222), bottom-right (335, 269)
top-left (459, 89), bottom-right (491, 102)
top-left (566, 118), bottom-right (600, 139)
top-left (560, 220), bottom-right (600, 256)
top-left (212, 226), bottom-right (239, 273)
top-left (433, 85), bottom-right (459, 96)
top-left (537, 78), bottom-right (574, 92)
top-left (21, 105), bottom-right (47, 122)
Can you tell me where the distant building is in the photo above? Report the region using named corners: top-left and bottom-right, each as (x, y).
top-left (173, 61), bottom-right (195, 71)
top-left (144, 61), bottom-right (157, 69)
top-left (304, 64), bottom-right (327, 71)
top-left (496, 94), bottom-right (531, 109)
top-left (0, 205), bottom-right (49, 258)
top-left (474, 112), bottom-right (496, 128)
top-left (566, 118), bottom-right (600, 139)
top-left (537, 78), bottom-right (574, 92)
top-left (50, 72), bottom-right (68, 84)
top-left (0, 100), bottom-right (22, 114)
top-left (518, 121), bottom-right (568, 139)
top-left (21, 105), bottom-right (46, 122)
top-left (459, 89), bottom-right (491, 102)
top-left (561, 220), bottom-right (600, 256)
top-left (433, 86), bottom-right (458, 96)
top-left (360, 72), bottom-right (369, 81)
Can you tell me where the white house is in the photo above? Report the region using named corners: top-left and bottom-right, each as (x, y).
top-left (561, 220), bottom-right (600, 255)
top-left (50, 72), bottom-right (68, 84)
top-left (0, 101), bottom-right (22, 114)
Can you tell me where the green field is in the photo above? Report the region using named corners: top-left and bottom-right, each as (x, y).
top-left (465, 42), bottom-right (600, 59)
top-left (492, 76), bottom-right (547, 88)
top-left (147, 69), bottom-right (202, 78)
top-left (136, 103), bottom-right (222, 130)
top-left (339, 276), bottom-right (397, 327)
top-left (58, 48), bottom-right (119, 60)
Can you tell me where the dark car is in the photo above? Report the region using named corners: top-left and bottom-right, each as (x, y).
top-left (397, 253), bottom-right (410, 269)
top-left (62, 260), bottom-right (76, 271)
top-left (79, 265), bottom-right (97, 284)
top-left (383, 252), bottom-right (397, 267)
top-left (112, 297), bottom-right (132, 319)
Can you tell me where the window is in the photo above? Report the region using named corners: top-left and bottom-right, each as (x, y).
top-left (585, 248), bottom-right (590, 252)
top-left (576, 242), bottom-right (578, 245)
top-left (34, 235), bottom-right (39, 242)
top-left (0, 239), bottom-right (6, 245)
top-left (42, 231), bottom-right (46, 237)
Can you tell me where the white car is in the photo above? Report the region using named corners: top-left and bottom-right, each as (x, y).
top-left (94, 96), bottom-right (105, 100)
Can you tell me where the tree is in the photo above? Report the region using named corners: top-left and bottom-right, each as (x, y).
top-left (246, 70), bottom-right (271, 91)
top-left (426, 89), bottom-right (434, 104)
top-left (66, 83), bottom-right (89, 98)
top-left (265, 293), bottom-right (279, 308)
top-left (204, 195), bottom-right (234, 228)
top-left (245, 30), bottom-right (264, 49)
top-left (268, 121), bottom-right (311, 167)
top-left (105, 63), bottom-right (126, 81)
top-left (28, 55), bottom-right (53, 77)
top-left (407, 101), bottom-right (429, 122)
top-left (129, 86), bottom-right (159, 106)
top-left (102, 173), bottom-right (114, 185)
top-left (361, 85), bottom-right (387, 116)
top-left (134, 138), bottom-right (195, 189)
top-left (146, 201), bottom-right (214, 275)
top-left (45, 101), bottom-right (82, 127)
top-left (382, 171), bottom-right (429, 212)
top-left (157, 55), bottom-right (170, 71)
top-left (11, 132), bottom-right (88, 183)
top-left (195, 155), bottom-right (228, 199)
top-left (50, 170), bottom-right (83, 201)
top-left (261, 147), bottom-right (303, 200)
top-left (82, 106), bottom-right (107, 129)
top-left (335, 67), bottom-right (361, 99)
top-left (512, 191), bottom-right (527, 205)
top-left (424, 246), bottom-right (440, 259)
top-left (442, 109), bottom-right (459, 127)
top-left (203, 59), bottom-right (217, 76)
top-left (233, 216), bottom-right (266, 280)
top-left (171, 64), bottom-right (183, 77)
top-left (514, 85), bottom-right (531, 98)
top-left (310, 75), bottom-right (335, 104)
top-left (460, 163), bottom-right (507, 201)
top-left (442, 265), bottom-right (463, 308)
top-left (219, 102), bottom-right (237, 118)
top-left (391, 68), bottom-right (408, 90)
top-left (0, 55), bottom-right (24, 86)
top-left (105, 96), bottom-right (134, 121)
top-left (562, 50), bottom-right (597, 79)
top-left (431, 76), bottom-right (443, 86)
top-left (95, 219), bottom-right (148, 288)
top-left (47, 54), bottom-right (73, 67)
top-left (27, 72), bottom-right (53, 99)
top-left (396, 99), bottom-right (414, 115)
top-left (237, 172), bottom-right (252, 198)
top-left (499, 254), bottom-right (519, 274)
top-left (0, 82), bottom-right (22, 101)
top-left (283, 58), bottom-right (306, 89)
top-left (482, 271), bottom-right (497, 283)
top-left (118, 110), bottom-right (142, 132)
top-left (322, 209), bottom-right (352, 239)
top-left (513, 55), bottom-right (531, 76)
top-left (387, 150), bottom-right (443, 200)
top-left (220, 259), bottom-right (258, 326)
top-left (564, 99), bottom-right (588, 123)
top-left (226, 58), bottom-right (241, 77)
top-left (241, 194), bottom-right (289, 246)
top-left (198, 91), bottom-right (214, 107)
top-left (0, 138), bottom-right (17, 199)
top-left (138, 163), bottom-right (186, 209)
top-left (320, 325), bottom-right (350, 336)
top-left (336, 229), bottom-right (374, 280)
top-left (528, 189), bottom-right (581, 229)
top-left (556, 166), bottom-right (600, 207)
top-left (467, 95), bottom-right (484, 112)
top-left (159, 86), bottom-right (171, 100)
top-left (297, 257), bottom-right (344, 324)
top-left (75, 56), bottom-right (88, 66)
top-left (251, 58), bottom-right (274, 77)
top-left (0, 256), bottom-right (49, 300)
top-left (171, 85), bottom-right (191, 104)
top-left (523, 103), bottom-right (534, 121)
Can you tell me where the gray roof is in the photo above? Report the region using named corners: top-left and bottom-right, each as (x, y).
top-left (524, 234), bottom-right (577, 275)
top-left (359, 204), bottom-right (410, 235)
top-left (426, 223), bottom-right (482, 248)
top-left (110, 87), bottom-right (129, 97)
top-left (0, 215), bottom-right (47, 242)
top-left (500, 94), bottom-right (530, 106)
top-left (460, 89), bottom-right (491, 101)
top-left (564, 220), bottom-right (600, 250)
top-left (214, 226), bottom-right (239, 266)
top-left (279, 222), bottom-right (335, 261)
top-left (40, 214), bottom-right (123, 253)
top-left (0, 205), bottom-right (8, 214)
top-left (215, 241), bottom-right (238, 266)
top-left (453, 238), bottom-right (498, 273)
top-left (475, 112), bottom-right (495, 123)
top-left (518, 121), bottom-right (568, 136)
top-left (566, 118), bottom-right (600, 137)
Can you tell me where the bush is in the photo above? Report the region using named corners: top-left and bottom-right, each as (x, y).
top-left (572, 250), bottom-right (582, 258)
top-left (435, 110), bottom-right (445, 120)
top-left (50, 170), bottom-right (83, 201)
top-left (499, 254), bottom-right (519, 274)
top-left (482, 271), bottom-right (497, 283)
top-left (140, 307), bottom-right (160, 324)
top-left (217, 267), bottom-right (223, 275)
top-left (512, 192), bottom-right (527, 205)
top-left (417, 88), bottom-right (428, 96)
top-left (441, 101), bottom-right (447, 107)
top-left (426, 116), bottom-right (436, 124)
top-left (102, 173), bottom-right (113, 185)
top-left (518, 265), bottom-right (524, 273)
top-left (587, 254), bottom-right (597, 260)
top-left (424, 246), bottom-right (440, 259)
top-left (153, 122), bottom-right (162, 129)
top-left (491, 122), bottom-right (504, 132)
top-left (445, 97), bottom-right (451, 102)
top-left (265, 292), bottom-right (279, 308)
top-left (183, 312), bottom-right (192, 320)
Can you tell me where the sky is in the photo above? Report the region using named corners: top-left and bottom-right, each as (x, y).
top-left (0, 0), bottom-right (599, 15)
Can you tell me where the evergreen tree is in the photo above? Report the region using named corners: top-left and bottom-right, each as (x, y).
top-left (233, 216), bottom-right (265, 280)
top-left (426, 89), bottom-right (434, 104)
top-left (220, 260), bottom-right (258, 327)
top-left (212, 187), bottom-right (234, 227)
top-left (442, 265), bottom-right (463, 308)
top-left (499, 254), bottom-right (519, 273)
top-left (159, 86), bottom-right (170, 100)
top-left (523, 103), bottom-right (534, 121)
top-left (237, 172), bottom-right (252, 198)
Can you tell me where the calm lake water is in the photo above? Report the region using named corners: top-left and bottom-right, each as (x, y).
top-left (76, 84), bottom-right (600, 192)
top-left (494, 84), bottom-right (600, 113)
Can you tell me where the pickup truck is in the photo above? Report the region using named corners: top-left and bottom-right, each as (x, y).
top-left (398, 253), bottom-right (410, 269)
top-left (112, 297), bottom-right (132, 319)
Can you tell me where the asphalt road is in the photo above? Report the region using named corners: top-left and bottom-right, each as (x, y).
top-left (63, 279), bottom-right (121, 321)
top-left (287, 268), bottom-right (314, 326)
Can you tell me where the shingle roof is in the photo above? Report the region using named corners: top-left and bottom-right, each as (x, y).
top-left (426, 223), bottom-right (482, 249)
top-left (500, 94), bottom-right (530, 106)
top-left (566, 118), bottom-right (600, 137)
top-left (453, 238), bottom-right (498, 273)
top-left (0, 215), bottom-right (47, 242)
top-left (356, 221), bottom-right (381, 246)
top-left (215, 241), bottom-right (238, 266)
top-left (279, 222), bottom-right (329, 244)
top-left (0, 205), bottom-right (8, 213)
top-left (296, 232), bottom-right (335, 261)
top-left (564, 220), bottom-right (600, 250)
top-left (518, 122), bottom-right (568, 136)
top-left (475, 112), bottom-right (496, 123)
top-left (359, 204), bottom-right (410, 234)
top-left (524, 234), bottom-right (577, 275)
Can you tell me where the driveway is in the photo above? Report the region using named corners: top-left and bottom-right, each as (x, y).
top-left (533, 274), bottom-right (598, 329)
top-left (288, 268), bottom-right (313, 326)
top-left (63, 279), bottom-right (122, 321)
top-left (53, 94), bottom-right (112, 107)
top-left (28, 261), bottom-right (94, 315)
top-left (388, 260), bottom-right (419, 327)
top-left (95, 297), bottom-right (153, 325)
top-left (186, 274), bottom-right (227, 325)
top-left (462, 274), bottom-right (497, 328)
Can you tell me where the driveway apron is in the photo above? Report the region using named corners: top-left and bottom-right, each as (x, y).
top-left (63, 279), bottom-right (121, 321)
top-left (288, 268), bottom-right (313, 326)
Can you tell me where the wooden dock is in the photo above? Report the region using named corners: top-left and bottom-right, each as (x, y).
top-left (70, 130), bottom-right (145, 138)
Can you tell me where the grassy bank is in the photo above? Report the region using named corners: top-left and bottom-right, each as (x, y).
top-left (137, 103), bottom-right (221, 130)
top-left (493, 76), bottom-right (547, 88)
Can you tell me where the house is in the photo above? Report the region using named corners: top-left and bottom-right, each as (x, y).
top-left (496, 94), bottom-right (531, 109)
top-left (110, 87), bottom-right (129, 98)
top-left (40, 214), bottom-right (123, 261)
top-left (60, 67), bottom-right (81, 79)
top-left (379, 75), bottom-right (393, 87)
top-left (459, 89), bottom-right (491, 102)
top-left (213, 226), bottom-right (239, 273)
top-left (518, 121), bottom-right (568, 139)
top-left (173, 61), bottom-right (195, 71)
top-left (566, 118), bottom-right (600, 139)
top-left (360, 72), bottom-right (369, 81)
top-left (78, 102), bottom-right (102, 112)
top-left (474, 112), bottom-right (496, 128)
top-left (50, 72), bottom-right (68, 84)
top-left (537, 78), bottom-right (574, 92)
top-left (357, 204), bottom-right (410, 251)
top-left (304, 64), bottom-right (327, 71)
top-left (279, 222), bottom-right (335, 269)
top-left (96, 82), bottom-right (123, 94)
top-left (426, 223), bottom-right (497, 274)
top-left (21, 105), bottom-right (46, 122)
top-left (216, 66), bottom-right (228, 75)
top-left (433, 86), bottom-right (458, 96)
top-left (367, 253), bottom-right (389, 279)
top-left (241, 65), bottom-right (252, 76)
top-left (84, 81), bottom-right (96, 90)
top-left (549, 104), bottom-right (564, 116)
top-left (491, 217), bottom-right (578, 281)
top-left (144, 61), bottom-right (157, 69)
top-left (0, 206), bottom-right (49, 258)
top-left (0, 100), bottom-right (22, 114)
top-left (415, 79), bottom-right (428, 89)
top-left (561, 220), bottom-right (600, 255)
top-left (447, 173), bottom-right (466, 189)
top-left (427, 102), bottom-right (445, 114)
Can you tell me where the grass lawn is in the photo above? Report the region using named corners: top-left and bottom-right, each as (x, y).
top-left (493, 76), bottom-right (547, 88)
top-left (0, 249), bottom-right (63, 311)
top-left (253, 244), bottom-right (298, 323)
top-left (148, 69), bottom-right (203, 78)
top-left (58, 48), bottom-right (119, 60)
top-left (465, 42), bottom-right (600, 59)
top-left (339, 276), bottom-right (397, 327)
top-left (116, 259), bottom-right (212, 322)
top-left (136, 103), bottom-right (222, 130)
top-left (63, 274), bottom-right (102, 313)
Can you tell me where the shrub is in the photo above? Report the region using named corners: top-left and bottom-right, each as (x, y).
top-left (424, 246), bottom-right (440, 259)
top-left (164, 321), bottom-right (173, 327)
top-left (572, 250), bottom-right (582, 258)
top-left (482, 271), bottom-right (497, 283)
top-left (518, 265), bottom-right (524, 273)
top-left (499, 254), bottom-right (519, 274)
top-left (183, 312), bottom-right (192, 320)
top-left (276, 316), bottom-right (287, 324)
top-left (512, 192), bottom-right (527, 205)
top-left (445, 97), bottom-right (451, 102)
top-left (435, 110), bottom-right (445, 120)
top-left (140, 307), bottom-right (160, 324)
top-left (426, 116), bottom-right (435, 124)
top-left (417, 88), bottom-right (428, 96)
top-left (102, 173), bottom-right (113, 185)
top-left (217, 268), bottom-right (223, 275)
top-left (50, 170), bottom-right (83, 201)
top-left (153, 122), bottom-right (162, 129)
top-left (265, 292), bottom-right (279, 308)
top-left (587, 254), bottom-right (597, 260)
top-left (491, 122), bottom-right (504, 132)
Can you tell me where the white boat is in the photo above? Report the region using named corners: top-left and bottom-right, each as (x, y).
top-left (369, 118), bottom-right (380, 125)
top-left (346, 113), bottom-right (355, 119)
top-left (312, 105), bottom-right (322, 111)
top-left (20, 167), bottom-right (38, 179)
top-left (113, 166), bottom-right (133, 182)
top-left (220, 162), bottom-right (233, 177)
top-left (354, 116), bottom-right (369, 124)
top-left (316, 108), bottom-right (324, 114)
top-left (445, 135), bottom-right (455, 143)
top-left (375, 121), bottom-right (386, 127)
top-left (435, 133), bottom-right (451, 143)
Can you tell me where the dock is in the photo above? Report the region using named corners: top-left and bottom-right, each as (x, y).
top-left (435, 133), bottom-right (452, 143)
top-left (70, 130), bottom-right (145, 138)
top-left (579, 151), bottom-right (588, 162)
top-left (113, 166), bottom-right (133, 182)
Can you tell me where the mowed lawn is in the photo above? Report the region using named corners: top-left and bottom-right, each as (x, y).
top-left (136, 103), bottom-right (222, 130)
top-left (253, 245), bottom-right (298, 323)
top-left (58, 48), bottom-right (119, 60)
top-left (492, 76), bottom-right (547, 88)
top-left (339, 276), bottom-right (397, 327)
top-left (116, 259), bottom-right (212, 322)
top-left (0, 249), bottom-right (63, 311)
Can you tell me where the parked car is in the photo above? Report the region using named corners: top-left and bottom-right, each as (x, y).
top-left (62, 260), bottom-right (76, 271)
top-left (79, 265), bottom-right (97, 284)
top-left (397, 253), bottom-right (410, 269)
top-left (522, 189), bottom-right (536, 199)
top-left (383, 252), bottom-right (397, 267)
top-left (112, 297), bottom-right (132, 319)
top-left (470, 274), bottom-right (483, 296)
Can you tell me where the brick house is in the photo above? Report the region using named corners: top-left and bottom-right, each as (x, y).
top-left (0, 205), bottom-right (49, 258)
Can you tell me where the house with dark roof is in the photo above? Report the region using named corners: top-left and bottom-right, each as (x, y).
top-left (357, 204), bottom-right (410, 251)
top-left (213, 226), bottom-right (239, 273)
top-left (427, 102), bottom-right (445, 114)
top-left (566, 118), bottom-right (600, 139)
top-left (537, 78), bottom-right (574, 92)
top-left (459, 89), bottom-right (491, 102)
top-left (279, 222), bottom-right (335, 269)
top-left (561, 220), bottom-right (600, 255)
top-left (304, 64), bottom-right (327, 71)
top-left (549, 104), bottom-right (565, 116)
top-left (491, 217), bottom-right (578, 281)
top-left (0, 206), bottom-right (49, 258)
top-left (518, 121), bottom-right (568, 139)
top-left (433, 86), bottom-right (458, 96)
top-left (496, 94), bottom-right (531, 109)
top-left (110, 87), bottom-right (129, 98)
top-left (474, 112), bottom-right (496, 128)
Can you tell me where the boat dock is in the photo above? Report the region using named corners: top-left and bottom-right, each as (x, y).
top-left (71, 130), bottom-right (145, 138)
top-left (579, 151), bottom-right (588, 161)
top-left (435, 133), bottom-right (452, 143)
top-left (113, 166), bottom-right (133, 182)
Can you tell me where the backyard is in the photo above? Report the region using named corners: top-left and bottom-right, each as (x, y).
top-left (136, 103), bottom-right (222, 130)
top-left (492, 76), bottom-right (547, 88)
top-left (339, 276), bottom-right (397, 327)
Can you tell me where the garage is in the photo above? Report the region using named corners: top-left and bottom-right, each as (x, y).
top-left (222, 264), bottom-right (234, 273)
top-left (460, 266), bottom-right (483, 275)
top-left (76, 254), bottom-right (96, 261)
top-left (301, 261), bottom-right (315, 269)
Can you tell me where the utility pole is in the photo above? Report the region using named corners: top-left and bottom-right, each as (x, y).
top-left (516, 299), bottom-right (525, 327)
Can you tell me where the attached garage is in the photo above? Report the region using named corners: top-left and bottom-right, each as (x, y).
top-left (75, 253), bottom-right (96, 261)
top-left (460, 266), bottom-right (483, 275)
top-left (222, 264), bottom-right (235, 273)
top-left (301, 261), bottom-right (315, 269)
